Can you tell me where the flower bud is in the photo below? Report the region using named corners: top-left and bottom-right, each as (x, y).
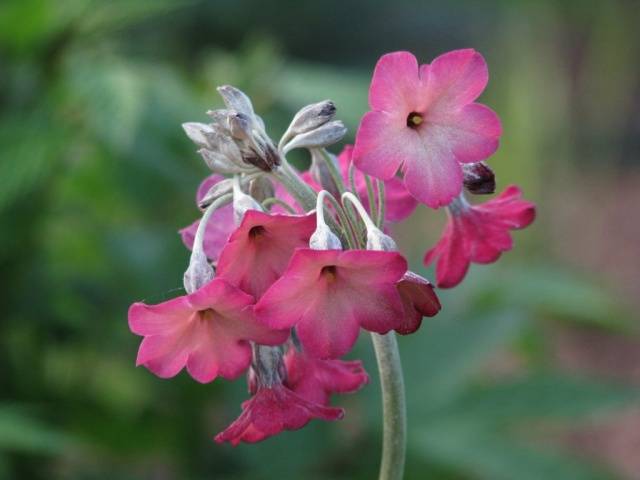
top-left (182, 122), bottom-right (214, 148)
top-left (365, 226), bottom-right (398, 252)
top-left (282, 120), bottom-right (347, 155)
top-left (249, 176), bottom-right (275, 202)
top-left (217, 85), bottom-right (255, 119)
top-left (463, 162), bottom-right (495, 195)
top-left (183, 249), bottom-right (214, 294)
top-left (309, 149), bottom-right (340, 198)
top-left (227, 112), bottom-right (252, 141)
top-left (288, 100), bottom-right (336, 136)
top-left (233, 176), bottom-right (262, 225)
top-left (198, 177), bottom-right (234, 209)
top-left (310, 191), bottom-right (343, 251)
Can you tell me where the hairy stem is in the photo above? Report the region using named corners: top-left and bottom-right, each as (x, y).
top-left (371, 332), bottom-right (406, 480)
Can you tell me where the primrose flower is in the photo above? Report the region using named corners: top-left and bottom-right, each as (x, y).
top-left (255, 249), bottom-right (408, 358)
top-left (353, 49), bottom-right (502, 208)
top-left (424, 185), bottom-right (536, 288)
top-left (284, 347), bottom-right (369, 406)
top-left (215, 345), bottom-right (343, 445)
top-left (216, 210), bottom-right (317, 298)
top-left (128, 279), bottom-right (288, 383)
top-left (179, 175), bottom-right (235, 263)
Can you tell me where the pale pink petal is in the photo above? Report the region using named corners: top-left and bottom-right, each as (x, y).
top-left (424, 49), bottom-right (488, 111)
top-left (402, 131), bottom-right (464, 208)
top-left (128, 297), bottom-right (192, 336)
top-left (369, 51), bottom-right (421, 112)
top-left (353, 111), bottom-right (419, 181)
top-left (427, 103), bottom-right (502, 163)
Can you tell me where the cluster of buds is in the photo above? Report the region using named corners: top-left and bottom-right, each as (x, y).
top-left (129, 48), bottom-right (535, 446)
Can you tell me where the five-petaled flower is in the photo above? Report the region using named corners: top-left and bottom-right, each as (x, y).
top-left (216, 210), bottom-right (317, 298)
top-left (128, 278), bottom-right (288, 383)
top-left (424, 185), bottom-right (536, 288)
top-left (353, 49), bottom-right (502, 209)
top-left (255, 249), bottom-right (408, 358)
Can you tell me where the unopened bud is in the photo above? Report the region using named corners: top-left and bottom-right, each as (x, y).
top-left (227, 112), bottom-right (252, 140)
top-left (249, 176), bottom-right (275, 202)
top-left (289, 100), bottom-right (336, 136)
top-left (366, 226), bottom-right (398, 252)
top-left (183, 250), bottom-right (214, 294)
top-left (282, 120), bottom-right (347, 155)
top-left (232, 176), bottom-right (262, 224)
top-left (198, 177), bottom-right (234, 209)
top-left (309, 149), bottom-right (340, 198)
top-left (311, 190), bottom-right (343, 250)
top-left (463, 162), bottom-right (495, 194)
top-left (217, 85), bottom-right (255, 119)
top-left (182, 122), bottom-right (214, 148)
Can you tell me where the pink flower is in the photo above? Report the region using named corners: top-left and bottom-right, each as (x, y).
top-left (353, 50), bottom-right (502, 209)
top-left (336, 145), bottom-right (417, 222)
top-left (128, 278), bottom-right (288, 383)
top-left (216, 210), bottom-right (316, 299)
top-left (214, 384), bottom-right (343, 445)
top-left (284, 347), bottom-right (369, 406)
top-left (395, 272), bottom-right (441, 334)
top-left (179, 175), bottom-right (235, 263)
top-left (255, 249), bottom-right (408, 358)
top-left (424, 185), bottom-right (536, 288)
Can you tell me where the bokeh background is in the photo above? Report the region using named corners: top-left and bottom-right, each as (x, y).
top-left (2, 1), bottom-right (640, 479)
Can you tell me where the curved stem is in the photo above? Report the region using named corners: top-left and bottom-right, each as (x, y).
top-left (371, 332), bottom-right (406, 480)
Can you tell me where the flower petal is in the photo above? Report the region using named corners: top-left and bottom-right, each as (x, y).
top-left (369, 51), bottom-right (421, 112)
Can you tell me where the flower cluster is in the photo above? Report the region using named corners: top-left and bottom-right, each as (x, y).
top-left (128, 49), bottom-right (534, 445)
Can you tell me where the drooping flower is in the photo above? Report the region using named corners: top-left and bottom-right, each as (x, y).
top-left (255, 249), bottom-right (408, 358)
top-left (353, 49), bottom-right (502, 209)
top-left (284, 347), bottom-right (369, 406)
top-left (214, 383), bottom-right (344, 445)
top-left (216, 210), bottom-right (316, 298)
top-left (215, 345), bottom-right (343, 445)
top-left (395, 272), bottom-right (441, 334)
top-left (424, 185), bottom-right (536, 288)
top-left (179, 174), bottom-right (235, 263)
top-left (128, 278), bottom-right (288, 383)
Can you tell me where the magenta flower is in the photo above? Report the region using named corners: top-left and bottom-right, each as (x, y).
top-left (353, 49), bottom-right (502, 209)
top-left (179, 175), bottom-right (235, 263)
top-left (128, 278), bottom-right (288, 383)
top-left (255, 249), bottom-right (408, 358)
top-left (216, 210), bottom-right (316, 298)
top-left (214, 383), bottom-right (343, 445)
top-left (284, 347), bottom-right (369, 406)
top-left (424, 185), bottom-right (536, 288)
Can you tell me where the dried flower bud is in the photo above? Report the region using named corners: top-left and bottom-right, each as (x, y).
top-left (289, 100), bottom-right (336, 136)
top-left (182, 122), bottom-right (214, 148)
top-left (282, 121), bottom-right (347, 155)
top-left (249, 176), bottom-right (275, 202)
top-left (217, 85), bottom-right (255, 119)
top-left (309, 149), bottom-right (340, 198)
top-left (463, 162), bottom-right (495, 195)
top-left (183, 249), bottom-right (214, 294)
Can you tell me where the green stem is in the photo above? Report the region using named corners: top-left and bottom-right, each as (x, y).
top-left (371, 331), bottom-right (406, 480)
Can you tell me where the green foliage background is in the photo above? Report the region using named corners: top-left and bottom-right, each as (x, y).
top-left (1, 1), bottom-right (638, 479)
